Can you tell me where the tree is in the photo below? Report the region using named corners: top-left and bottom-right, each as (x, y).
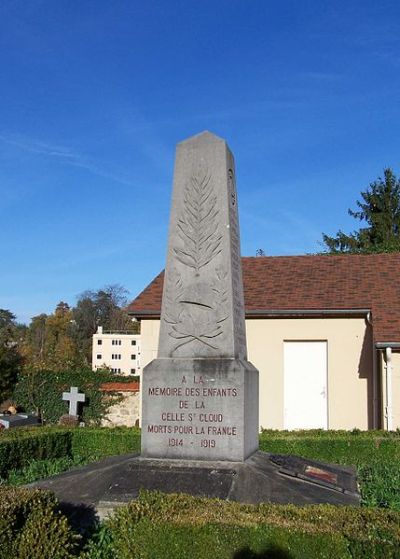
top-left (73, 284), bottom-right (135, 361)
top-left (22, 304), bottom-right (84, 372)
top-left (0, 309), bottom-right (23, 401)
top-left (322, 168), bottom-right (400, 254)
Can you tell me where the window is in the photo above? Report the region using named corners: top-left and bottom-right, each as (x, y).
top-left (97, 340), bottom-right (102, 345)
top-left (111, 368), bottom-right (121, 373)
top-left (97, 354), bottom-right (102, 360)
top-left (112, 354), bottom-right (122, 360)
top-left (111, 340), bottom-right (122, 346)
top-left (131, 354), bottom-right (136, 360)
top-left (131, 340), bottom-right (136, 346)
top-left (131, 368), bottom-right (136, 374)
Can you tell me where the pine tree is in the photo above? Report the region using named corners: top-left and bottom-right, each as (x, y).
top-left (322, 168), bottom-right (400, 253)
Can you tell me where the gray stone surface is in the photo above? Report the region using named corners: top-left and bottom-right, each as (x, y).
top-left (0, 413), bottom-right (40, 429)
top-left (62, 386), bottom-right (85, 416)
top-left (141, 358), bottom-right (259, 461)
top-left (30, 451), bottom-right (360, 521)
top-left (141, 131), bottom-right (259, 461)
top-left (158, 131), bottom-right (247, 359)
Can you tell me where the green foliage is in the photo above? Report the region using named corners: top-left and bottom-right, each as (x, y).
top-left (1, 430), bottom-right (400, 557)
top-left (13, 368), bottom-right (134, 424)
top-left (0, 428), bottom-right (72, 479)
top-left (22, 304), bottom-right (86, 372)
top-left (0, 308), bottom-right (24, 401)
top-left (80, 525), bottom-right (114, 559)
top-left (358, 463), bottom-right (400, 510)
top-left (322, 168), bottom-right (400, 253)
top-left (0, 426), bottom-right (141, 483)
top-left (102, 491), bottom-right (400, 558)
top-left (6, 456), bottom-right (81, 486)
top-left (73, 284), bottom-right (137, 362)
top-left (259, 430), bottom-right (400, 464)
top-left (259, 430), bottom-right (400, 511)
top-left (0, 487), bottom-right (79, 558)
top-left (17, 283), bottom-right (136, 373)
top-left (70, 425), bottom-right (140, 462)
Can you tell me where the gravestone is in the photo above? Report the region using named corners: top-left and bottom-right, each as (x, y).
top-left (141, 131), bottom-right (259, 461)
top-left (62, 386), bottom-right (85, 416)
top-left (0, 413), bottom-right (40, 429)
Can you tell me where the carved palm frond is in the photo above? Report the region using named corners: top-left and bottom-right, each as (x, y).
top-left (163, 268), bottom-right (184, 324)
top-left (174, 165), bottom-right (222, 273)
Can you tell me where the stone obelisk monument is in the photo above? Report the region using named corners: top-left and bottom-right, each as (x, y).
top-left (141, 131), bottom-right (259, 461)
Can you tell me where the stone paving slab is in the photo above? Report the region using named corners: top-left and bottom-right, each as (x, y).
top-left (30, 451), bottom-right (360, 522)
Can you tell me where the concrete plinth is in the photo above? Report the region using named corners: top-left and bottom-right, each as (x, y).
top-left (30, 451), bottom-right (360, 523)
top-left (141, 358), bottom-right (259, 461)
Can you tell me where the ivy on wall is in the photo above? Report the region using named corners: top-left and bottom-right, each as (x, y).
top-left (13, 368), bottom-right (136, 425)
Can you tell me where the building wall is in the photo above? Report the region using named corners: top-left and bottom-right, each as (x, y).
top-left (92, 328), bottom-right (141, 376)
top-left (246, 318), bottom-right (373, 430)
top-left (140, 317), bottom-right (373, 430)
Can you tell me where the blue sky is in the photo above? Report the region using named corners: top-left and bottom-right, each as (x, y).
top-left (1, 1), bottom-right (399, 323)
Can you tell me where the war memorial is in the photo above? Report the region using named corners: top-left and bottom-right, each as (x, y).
top-left (33, 132), bottom-right (359, 515)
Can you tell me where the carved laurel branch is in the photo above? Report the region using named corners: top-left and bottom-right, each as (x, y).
top-left (164, 268), bottom-right (228, 353)
top-left (174, 165), bottom-right (222, 274)
top-left (163, 267), bottom-right (184, 326)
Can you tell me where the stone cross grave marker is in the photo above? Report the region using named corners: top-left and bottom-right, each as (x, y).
top-left (62, 386), bottom-right (85, 416)
top-left (141, 131), bottom-right (259, 462)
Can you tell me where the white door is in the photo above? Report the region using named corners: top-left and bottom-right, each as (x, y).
top-left (284, 341), bottom-right (328, 430)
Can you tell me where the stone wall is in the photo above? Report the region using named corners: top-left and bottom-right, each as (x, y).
top-left (101, 382), bottom-right (140, 427)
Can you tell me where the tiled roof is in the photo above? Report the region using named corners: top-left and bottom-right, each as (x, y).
top-left (100, 382), bottom-right (140, 392)
top-left (126, 254), bottom-right (400, 343)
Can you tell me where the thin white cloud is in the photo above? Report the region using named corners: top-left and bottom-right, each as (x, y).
top-left (0, 133), bottom-right (135, 186)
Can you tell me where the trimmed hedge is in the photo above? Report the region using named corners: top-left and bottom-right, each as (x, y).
top-left (2, 427), bottom-right (400, 511)
top-left (0, 428), bottom-right (72, 479)
top-left (0, 426), bottom-right (140, 481)
top-left (3, 488), bottom-right (400, 559)
top-left (259, 430), bottom-right (400, 510)
top-left (0, 487), bottom-right (78, 558)
top-left (259, 429), bottom-right (400, 464)
top-left (86, 491), bottom-right (400, 559)
top-left (70, 426), bottom-right (140, 462)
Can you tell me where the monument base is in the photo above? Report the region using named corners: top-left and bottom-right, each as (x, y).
top-left (141, 358), bottom-right (259, 462)
top-left (31, 451), bottom-right (360, 523)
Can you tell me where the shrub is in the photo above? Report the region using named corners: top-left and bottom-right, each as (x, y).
top-left (0, 426), bottom-right (141, 483)
top-left (0, 427), bottom-right (72, 479)
top-left (103, 491), bottom-right (400, 559)
top-left (0, 487), bottom-right (79, 558)
top-left (259, 430), bottom-right (400, 511)
top-left (70, 426), bottom-right (140, 462)
top-left (6, 456), bottom-right (80, 486)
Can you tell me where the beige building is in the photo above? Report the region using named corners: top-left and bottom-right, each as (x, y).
top-left (127, 254), bottom-right (400, 431)
top-left (92, 326), bottom-right (141, 376)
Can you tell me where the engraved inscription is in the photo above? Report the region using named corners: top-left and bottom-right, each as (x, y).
top-left (228, 169), bottom-right (236, 206)
top-left (174, 163), bottom-right (222, 274)
top-left (227, 168), bottom-right (247, 355)
top-left (145, 374), bottom-right (240, 452)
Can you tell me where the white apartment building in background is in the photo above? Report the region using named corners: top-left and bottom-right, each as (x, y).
top-left (92, 326), bottom-right (141, 376)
